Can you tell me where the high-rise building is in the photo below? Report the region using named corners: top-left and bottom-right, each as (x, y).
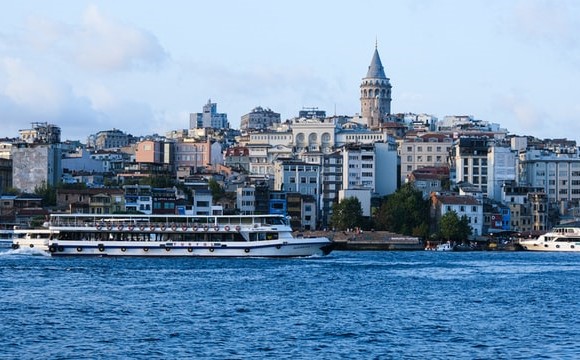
top-left (190, 99), bottom-right (229, 129)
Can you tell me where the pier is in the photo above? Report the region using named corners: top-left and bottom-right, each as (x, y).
top-left (295, 230), bottom-right (424, 251)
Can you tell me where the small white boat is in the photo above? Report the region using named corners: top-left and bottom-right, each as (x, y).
top-left (519, 224), bottom-right (580, 252)
top-left (11, 213), bottom-right (334, 257)
top-left (425, 241), bottom-right (454, 251)
top-left (435, 242), bottom-right (454, 251)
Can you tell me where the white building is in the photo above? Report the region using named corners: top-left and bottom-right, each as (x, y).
top-left (342, 144), bottom-right (375, 192)
top-left (432, 194), bottom-right (483, 239)
top-left (339, 188), bottom-right (372, 217)
top-left (451, 137), bottom-right (490, 195)
top-left (291, 120), bottom-right (336, 153)
top-left (335, 123), bottom-right (387, 147)
top-left (374, 141), bottom-right (398, 196)
top-left (274, 160), bottom-right (321, 197)
top-left (236, 186), bottom-right (255, 214)
top-left (487, 144), bottom-right (517, 202)
top-left (518, 149), bottom-right (580, 208)
top-left (192, 189), bottom-right (213, 215)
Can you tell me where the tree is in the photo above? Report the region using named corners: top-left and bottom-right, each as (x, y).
top-left (329, 197), bottom-right (363, 231)
top-left (140, 175), bottom-right (175, 188)
top-left (33, 181), bottom-right (56, 207)
top-left (208, 178), bottom-right (225, 201)
top-left (374, 183), bottom-right (430, 238)
top-left (439, 211), bottom-right (471, 241)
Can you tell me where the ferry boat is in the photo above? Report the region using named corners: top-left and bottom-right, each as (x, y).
top-left (11, 213), bottom-right (334, 257)
top-left (0, 228), bottom-right (14, 248)
top-left (519, 223), bottom-right (580, 252)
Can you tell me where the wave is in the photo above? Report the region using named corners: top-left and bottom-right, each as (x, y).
top-left (0, 247), bottom-right (50, 257)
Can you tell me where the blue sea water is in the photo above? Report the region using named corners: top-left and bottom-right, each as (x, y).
top-left (0, 249), bottom-right (578, 360)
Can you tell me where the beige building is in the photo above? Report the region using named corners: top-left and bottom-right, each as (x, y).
top-left (240, 107), bottom-right (281, 132)
top-left (292, 120), bottom-right (335, 154)
top-left (174, 138), bottom-right (211, 173)
top-left (399, 133), bottom-right (452, 185)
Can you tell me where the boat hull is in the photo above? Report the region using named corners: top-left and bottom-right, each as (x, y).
top-left (519, 241), bottom-right (580, 252)
top-left (43, 238), bottom-right (333, 258)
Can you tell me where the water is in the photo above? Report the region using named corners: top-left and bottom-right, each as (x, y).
top-left (0, 249), bottom-right (578, 359)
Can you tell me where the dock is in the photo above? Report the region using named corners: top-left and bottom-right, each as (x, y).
top-left (295, 230), bottom-right (424, 251)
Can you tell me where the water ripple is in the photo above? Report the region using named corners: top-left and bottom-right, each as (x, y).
top-left (0, 249), bottom-right (578, 359)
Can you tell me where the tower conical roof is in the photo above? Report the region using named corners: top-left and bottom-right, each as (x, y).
top-left (366, 48), bottom-right (387, 79)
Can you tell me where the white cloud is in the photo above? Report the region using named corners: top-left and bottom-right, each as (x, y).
top-left (22, 15), bottom-right (67, 52)
top-left (509, 1), bottom-right (580, 63)
top-left (74, 5), bottom-right (168, 72)
top-left (78, 82), bottom-right (117, 111)
top-left (495, 93), bottom-right (580, 140)
top-left (0, 5), bottom-right (170, 140)
top-left (0, 57), bottom-right (66, 114)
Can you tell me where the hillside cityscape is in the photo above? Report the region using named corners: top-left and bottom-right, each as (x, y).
top-left (0, 46), bottom-right (576, 240)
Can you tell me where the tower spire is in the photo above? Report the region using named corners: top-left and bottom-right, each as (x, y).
top-left (360, 44), bottom-right (392, 129)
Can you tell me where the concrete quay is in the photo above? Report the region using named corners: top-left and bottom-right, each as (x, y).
top-left (295, 230), bottom-right (424, 251)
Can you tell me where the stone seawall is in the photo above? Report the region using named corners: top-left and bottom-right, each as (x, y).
top-left (294, 230), bottom-right (424, 251)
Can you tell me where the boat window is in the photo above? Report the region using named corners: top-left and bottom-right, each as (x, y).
top-left (266, 232), bottom-right (279, 240)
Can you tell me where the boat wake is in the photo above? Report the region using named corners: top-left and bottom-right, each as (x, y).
top-left (0, 247), bottom-right (50, 257)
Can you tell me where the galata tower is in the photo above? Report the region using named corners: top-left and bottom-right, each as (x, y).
top-left (360, 45), bottom-right (392, 129)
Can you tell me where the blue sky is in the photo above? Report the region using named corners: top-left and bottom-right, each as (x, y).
top-left (1, 0), bottom-right (579, 141)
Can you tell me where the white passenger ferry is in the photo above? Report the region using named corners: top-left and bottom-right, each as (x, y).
top-left (0, 228), bottom-right (14, 248)
top-left (11, 214), bottom-right (334, 257)
top-left (519, 223), bottom-right (580, 252)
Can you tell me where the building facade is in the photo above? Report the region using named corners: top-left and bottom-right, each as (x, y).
top-left (240, 107), bottom-right (281, 132)
top-left (399, 132), bottom-right (453, 185)
top-left (12, 143), bottom-right (62, 193)
top-left (190, 99), bottom-right (229, 129)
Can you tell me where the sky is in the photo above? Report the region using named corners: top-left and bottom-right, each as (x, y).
top-left (1, 0), bottom-right (580, 142)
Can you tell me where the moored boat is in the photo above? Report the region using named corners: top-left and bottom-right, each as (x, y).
top-left (519, 223), bottom-right (580, 252)
top-left (11, 213), bottom-right (334, 257)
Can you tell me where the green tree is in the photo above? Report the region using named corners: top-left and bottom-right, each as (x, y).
top-left (374, 183), bottom-right (430, 237)
top-left (208, 178), bottom-right (225, 201)
top-left (329, 197), bottom-right (363, 231)
top-left (33, 181), bottom-right (56, 207)
top-left (439, 211), bottom-right (471, 241)
top-left (140, 175), bottom-right (175, 188)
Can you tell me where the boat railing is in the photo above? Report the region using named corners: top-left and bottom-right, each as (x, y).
top-left (47, 214), bottom-right (291, 230)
